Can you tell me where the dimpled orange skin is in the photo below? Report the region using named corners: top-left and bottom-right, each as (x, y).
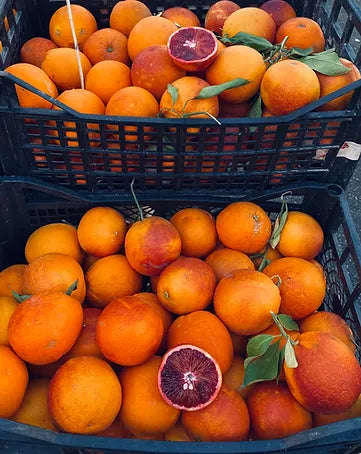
top-left (223, 356), bottom-right (254, 401)
top-left (66, 308), bottom-right (103, 359)
top-left (182, 385), bottom-right (250, 441)
top-left (299, 311), bottom-right (355, 353)
top-left (48, 356), bottom-right (122, 434)
top-left (263, 257), bottom-right (326, 320)
top-left (247, 381), bottom-right (312, 440)
top-left (125, 216), bottom-right (181, 276)
top-left (8, 292), bottom-right (83, 365)
top-left (157, 257), bottom-right (217, 315)
top-left (276, 17), bottom-right (325, 53)
top-left (96, 295), bottom-right (164, 366)
top-left (285, 332), bottom-right (361, 414)
top-left (119, 356), bottom-right (180, 435)
top-left (22, 253), bottom-right (86, 304)
top-left (216, 202), bottom-right (271, 254)
top-left (276, 211), bottom-right (324, 260)
top-left (0, 345), bottom-right (29, 418)
top-left (260, 60), bottom-right (320, 116)
top-left (214, 269), bottom-right (281, 336)
top-left (0, 264), bottom-right (26, 297)
top-left (222, 7), bottom-right (276, 42)
top-left (167, 311), bottom-right (233, 373)
top-left (205, 248), bottom-right (255, 283)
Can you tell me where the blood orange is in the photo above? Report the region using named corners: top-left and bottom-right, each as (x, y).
top-left (158, 345), bottom-right (222, 411)
top-left (167, 27), bottom-right (218, 72)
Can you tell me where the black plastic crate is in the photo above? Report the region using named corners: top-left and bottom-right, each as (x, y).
top-left (0, 1), bottom-right (361, 194)
top-left (0, 176), bottom-right (361, 453)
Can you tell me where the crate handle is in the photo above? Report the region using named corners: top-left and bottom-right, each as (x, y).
top-left (0, 70), bottom-right (361, 123)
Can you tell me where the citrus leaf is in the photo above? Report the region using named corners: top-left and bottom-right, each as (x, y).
top-left (194, 78), bottom-right (250, 99)
top-left (167, 83), bottom-right (179, 105)
top-left (287, 47), bottom-right (313, 57)
top-left (66, 280), bottom-right (78, 296)
top-left (221, 32), bottom-right (273, 52)
top-left (285, 338), bottom-right (298, 368)
top-left (244, 355), bottom-right (257, 369)
top-left (246, 334), bottom-right (276, 357)
top-left (242, 341), bottom-right (281, 387)
top-left (278, 314), bottom-right (299, 332)
top-left (298, 50), bottom-right (351, 76)
top-left (258, 256), bottom-right (271, 272)
top-left (12, 291), bottom-right (32, 303)
top-left (248, 94), bottom-right (262, 119)
top-left (269, 196), bottom-right (289, 249)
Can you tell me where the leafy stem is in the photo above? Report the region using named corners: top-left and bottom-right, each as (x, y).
top-left (271, 312), bottom-right (298, 346)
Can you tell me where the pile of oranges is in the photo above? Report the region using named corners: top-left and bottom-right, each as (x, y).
top-left (4, 0), bottom-right (361, 129)
top-left (0, 198), bottom-right (360, 441)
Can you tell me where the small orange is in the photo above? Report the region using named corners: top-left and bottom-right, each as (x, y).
top-left (85, 254), bottom-right (143, 308)
top-left (83, 28), bottom-right (129, 65)
top-left (23, 253), bottom-right (86, 304)
top-left (20, 37), bottom-right (58, 68)
top-left (216, 202), bottom-right (271, 254)
top-left (206, 248), bottom-right (255, 282)
top-left (170, 208), bottom-right (217, 258)
top-left (0, 264), bottom-right (26, 297)
top-left (77, 206), bottom-right (127, 257)
top-left (25, 223), bottom-right (84, 264)
top-left (0, 345), bottom-right (29, 418)
top-left (223, 356), bottom-right (254, 400)
top-left (48, 356), bottom-right (122, 434)
top-left (110, 0), bottom-right (152, 37)
top-left (11, 379), bottom-right (57, 431)
top-left (0, 296), bottom-right (18, 345)
top-left (49, 5), bottom-right (98, 49)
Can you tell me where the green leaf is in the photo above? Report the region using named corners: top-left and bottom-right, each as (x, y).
top-left (167, 84), bottom-right (179, 105)
top-left (257, 256), bottom-right (271, 272)
top-left (287, 47), bottom-right (313, 57)
top-left (298, 50), bottom-right (351, 76)
top-left (269, 196), bottom-right (289, 249)
top-left (12, 291), bottom-right (32, 303)
top-left (244, 355), bottom-right (256, 369)
top-left (285, 338), bottom-right (298, 368)
top-left (66, 280), bottom-right (78, 296)
top-left (242, 341), bottom-right (281, 387)
top-left (246, 334), bottom-right (276, 357)
top-left (278, 314), bottom-right (299, 332)
top-left (194, 78), bottom-right (250, 99)
top-left (221, 32), bottom-right (273, 52)
top-left (248, 94), bottom-right (262, 119)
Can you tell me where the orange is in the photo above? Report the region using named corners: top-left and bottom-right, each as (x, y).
top-left (157, 257), bottom-right (216, 314)
top-left (41, 48), bottom-right (92, 91)
top-left (95, 419), bottom-right (132, 438)
top-left (23, 252), bottom-right (86, 304)
top-left (260, 60), bottom-right (320, 116)
top-left (311, 259), bottom-right (326, 283)
top-left (25, 223), bottom-right (84, 264)
top-left (0, 296), bottom-right (18, 345)
top-left (214, 269), bottom-right (281, 335)
top-left (11, 379), bottom-right (57, 431)
top-left (263, 257), bottom-right (326, 320)
top-left (313, 395), bottom-right (361, 427)
top-left (165, 422), bottom-right (190, 441)
top-left (0, 345), bottom-right (28, 418)
top-left (276, 211), bottom-right (324, 259)
top-left (247, 381), bottom-right (312, 439)
top-left (119, 356), bottom-right (180, 435)
top-left (83, 28), bottom-right (129, 65)
top-left (0, 264), bottom-right (26, 297)
top-left (96, 295), bottom-right (164, 365)
top-left (167, 310), bottom-right (233, 373)
top-left (300, 311), bottom-right (355, 353)
top-left (216, 201), bottom-right (271, 254)
top-left (127, 16), bottom-right (178, 61)
top-left (78, 206), bottom-right (127, 257)
top-left (110, 0), bottom-right (151, 37)
top-left (205, 1), bottom-right (240, 35)
top-left (223, 356), bottom-right (254, 401)
top-left (276, 17), bottom-right (325, 53)
top-left (49, 5), bottom-right (97, 49)
top-left (66, 308), bottom-right (103, 359)
top-left (85, 254), bottom-right (143, 308)
top-left (182, 385), bottom-right (250, 441)
top-left (159, 76), bottom-right (219, 133)
top-left (317, 58), bottom-right (361, 111)
top-left (49, 356), bottom-right (122, 434)
top-left (20, 37), bottom-right (57, 68)
top-left (206, 248), bottom-right (255, 282)
top-left (8, 292), bottom-right (83, 365)
top-left (222, 7), bottom-right (276, 42)
top-left (170, 208), bottom-right (217, 258)
top-left (130, 44), bottom-right (186, 101)
top-left (260, 0), bottom-right (296, 28)
top-left (162, 7), bottom-right (200, 27)
top-left (105, 86), bottom-right (159, 141)
top-left (85, 60), bottom-right (131, 104)
top-left (5, 63), bottom-right (58, 108)
top-left (284, 332), bottom-right (361, 414)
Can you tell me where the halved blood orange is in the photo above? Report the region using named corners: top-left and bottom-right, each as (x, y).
top-left (158, 344), bottom-right (222, 411)
top-left (167, 27), bottom-right (218, 72)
